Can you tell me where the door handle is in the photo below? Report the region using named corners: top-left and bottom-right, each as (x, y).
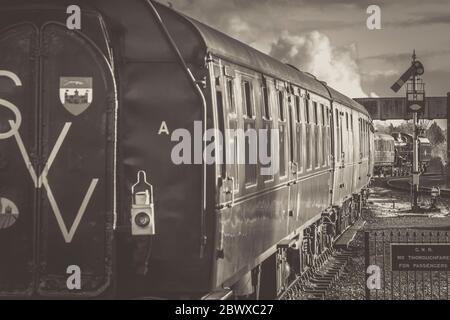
top-left (291, 161), bottom-right (298, 175)
top-left (226, 176), bottom-right (235, 208)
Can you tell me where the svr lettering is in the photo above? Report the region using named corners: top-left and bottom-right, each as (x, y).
top-left (0, 70), bottom-right (98, 243)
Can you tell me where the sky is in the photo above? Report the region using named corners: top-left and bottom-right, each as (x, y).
top-left (159, 0), bottom-right (450, 100)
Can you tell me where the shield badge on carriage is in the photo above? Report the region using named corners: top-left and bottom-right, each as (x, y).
top-left (59, 77), bottom-right (93, 116)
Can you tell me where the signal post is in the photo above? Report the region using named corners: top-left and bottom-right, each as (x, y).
top-left (391, 50), bottom-right (425, 211)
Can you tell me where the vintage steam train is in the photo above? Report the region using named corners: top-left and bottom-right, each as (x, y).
top-left (373, 131), bottom-right (432, 176)
top-left (392, 132), bottom-right (432, 174)
top-left (0, 0), bottom-right (374, 299)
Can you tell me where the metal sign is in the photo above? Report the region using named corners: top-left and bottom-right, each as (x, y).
top-left (365, 230), bottom-right (450, 300)
top-left (391, 243), bottom-right (450, 271)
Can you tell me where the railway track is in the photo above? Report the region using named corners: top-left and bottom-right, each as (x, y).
top-left (279, 248), bottom-right (356, 300)
top-left (279, 217), bottom-right (365, 300)
top-left (381, 174), bottom-right (450, 198)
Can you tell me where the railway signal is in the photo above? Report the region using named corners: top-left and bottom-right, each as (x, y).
top-left (391, 60), bottom-right (424, 93)
top-left (390, 50), bottom-right (426, 211)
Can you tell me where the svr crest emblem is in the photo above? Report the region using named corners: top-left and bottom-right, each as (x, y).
top-left (59, 77), bottom-right (93, 116)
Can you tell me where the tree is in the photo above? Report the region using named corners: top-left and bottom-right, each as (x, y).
top-left (387, 123), bottom-right (395, 134)
top-left (396, 121), bottom-right (415, 136)
top-left (426, 122), bottom-right (446, 145)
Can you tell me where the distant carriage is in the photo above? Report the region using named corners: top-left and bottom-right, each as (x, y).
top-left (373, 133), bottom-right (395, 176)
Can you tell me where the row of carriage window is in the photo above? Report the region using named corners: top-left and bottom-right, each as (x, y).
top-left (214, 66), bottom-right (371, 189)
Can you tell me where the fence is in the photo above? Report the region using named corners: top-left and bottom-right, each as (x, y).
top-left (364, 229), bottom-right (450, 300)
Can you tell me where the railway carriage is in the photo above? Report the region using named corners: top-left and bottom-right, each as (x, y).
top-left (374, 133), bottom-right (395, 176)
top-left (0, 0), bottom-right (374, 299)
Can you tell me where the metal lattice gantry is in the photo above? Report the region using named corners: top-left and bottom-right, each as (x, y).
top-left (354, 95), bottom-right (449, 121)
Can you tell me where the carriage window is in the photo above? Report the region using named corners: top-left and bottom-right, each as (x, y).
top-left (367, 122), bottom-right (370, 156)
top-left (224, 76), bottom-right (239, 190)
top-left (346, 112), bottom-right (349, 130)
top-left (366, 121), bottom-right (368, 156)
top-left (336, 109), bottom-right (340, 161)
top-left (278, 90), bottom-right (287, 177)
top-left (279, 123), bottom-right (287, 177)
top-left (305, 98), bottom-right (310, 123)
top-left (278, 90), bottom-right (285, 121)
top-left (363, 120), bottom-right (367, 156)
top-left (242, 81), bottom-right (253, 118)
top-left (295, 96), bottom-right (301, 123)
top-left (322, 106), bottom-right (327, 166)
top-left (321, 104), bottom-right (325, 125)
top-left (313, 102), bottom-right (318, 124)
top-left (340, 113), bottom-right (344, 160)
top-left (242, 79), bottom-right (257, 186)
top-left (305, 99), bottom-right (311, 169)
top-left (314, 102), bottom-right (319, 167)
top-left (262, 86), bottom-right (270, 119)
top-left (226, 78), bottom-right (236, 114)
top-left (297, 102), bottom-right (303, 171)
top-left (359, 119), bottom-right (363, 157)
top-left (326, 107), bottom-right (331, 164)
top-left (363, 120), bottom-right (366, 156)
top-left (216, 89), bottom-right (226, 176)
top-left (326, 107), bottom-right (329, 126)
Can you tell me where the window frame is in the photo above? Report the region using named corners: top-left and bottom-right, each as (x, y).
top-left (277, 89), bottom-right (286, 122)
top-left (242, 79), bottom-right (255, 119)
top-left (262, 85), bottom-right (271, 120)
top-left (223, 68), bottom-right (240, 192)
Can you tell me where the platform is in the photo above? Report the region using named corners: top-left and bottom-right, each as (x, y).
top-left (334, 219), bottom-right (366, 249)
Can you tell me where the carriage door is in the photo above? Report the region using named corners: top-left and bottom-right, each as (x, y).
top-left (213, 64), bottom-right (240, 285)
top-left (287, 89), bottom-right (298, 233)
top-left (214, 65), bottom-right (238, 209)
top-left (332, 106), bottom-right (344, 203)
top-left (37, 22), bottom-right (116, 296)
top-left (0, 16), bottom-right (116, 297)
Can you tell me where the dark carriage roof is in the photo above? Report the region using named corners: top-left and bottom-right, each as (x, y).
top-left (326, 86), bottom-right (369, 115)
top-left (170, 5), bottom-right (369, 116)
top-left (185, 17), bottom-right (329, 95)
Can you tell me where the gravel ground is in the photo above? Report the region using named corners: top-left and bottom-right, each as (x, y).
top-left (326, 182), bottom-right (450, 300)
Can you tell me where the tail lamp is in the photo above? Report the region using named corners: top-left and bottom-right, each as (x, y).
top-left (131, 171), bottom-right (155, 236)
